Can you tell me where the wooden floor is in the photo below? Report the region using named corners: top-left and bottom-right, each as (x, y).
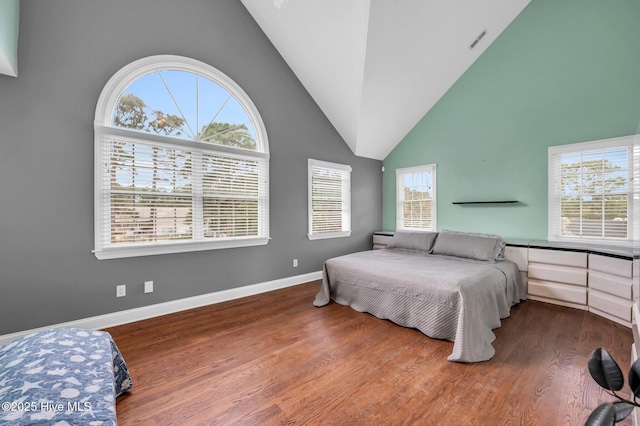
top-left (105, 281), bottom-right (633, 425)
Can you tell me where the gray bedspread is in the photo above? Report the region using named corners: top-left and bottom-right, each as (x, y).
top-left (314, 249), bottom-right (525, 362)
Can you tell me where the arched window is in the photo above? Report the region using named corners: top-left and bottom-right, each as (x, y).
top-left (94, 56), bottom-right (269, 259)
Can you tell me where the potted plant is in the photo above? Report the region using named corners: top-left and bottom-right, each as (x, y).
top-left (586, 347), bottom-right (640, 425)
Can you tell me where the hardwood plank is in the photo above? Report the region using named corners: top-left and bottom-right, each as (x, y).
top-left (105, 281), bottom-right (634, 425)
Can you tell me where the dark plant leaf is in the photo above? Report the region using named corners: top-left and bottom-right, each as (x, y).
top-left (588, 348), bottom-right (624, 391)
top-left (613, 402), bottom-right (635, 422)
top-left (628, 359), bottom-right (640, 398)
top-left (585, 403), bottom-right (615, 426)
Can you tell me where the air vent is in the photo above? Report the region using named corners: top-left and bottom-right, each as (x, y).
top-left (469, 30), bottom-right (487, 50)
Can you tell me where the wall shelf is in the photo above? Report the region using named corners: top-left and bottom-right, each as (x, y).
top-left (452, 201), bottom-right (518, 205)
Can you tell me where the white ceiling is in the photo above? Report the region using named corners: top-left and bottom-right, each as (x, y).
top-left (241, 0), bottom-right (531, 160)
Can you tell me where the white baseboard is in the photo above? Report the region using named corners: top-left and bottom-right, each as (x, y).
top-left (0, 271), bottom-right (322, 346)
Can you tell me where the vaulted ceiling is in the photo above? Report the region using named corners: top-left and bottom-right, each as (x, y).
top-left (241, 0), bottom-right (531, 160)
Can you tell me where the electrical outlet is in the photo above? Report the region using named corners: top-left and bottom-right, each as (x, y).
top-left (116, 285), bottom-right (126, 298)
top-left (293, 259), bottom-right (298, 268)
top-left (144, 281), bottom-right (154, 293)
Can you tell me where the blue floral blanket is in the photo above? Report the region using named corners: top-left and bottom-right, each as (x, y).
top-left (0, 328), bottom-right (132, 425)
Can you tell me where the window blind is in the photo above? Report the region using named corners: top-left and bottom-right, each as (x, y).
top-left (99, 134), bottom-right (268, 249)
top-left (308, 159), bottom-right (351, 239)
top-left (548, 135), bottom-right (640, 244)
top-left (396, 164), bottom-right (436, 231)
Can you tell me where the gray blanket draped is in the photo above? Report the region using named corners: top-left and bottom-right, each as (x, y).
top-left (314, 249), bottom-right (524, 362)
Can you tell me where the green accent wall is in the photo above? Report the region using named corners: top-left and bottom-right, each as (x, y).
top-left (382, 0), bottom-right (640, 240)
top-left (0, 0), bottom-right (19, 76)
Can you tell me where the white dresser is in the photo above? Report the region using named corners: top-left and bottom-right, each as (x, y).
top-left (527, 246), bottom-right (636, 327)
top-left (528, 248), bottom-right (588, 309)
top-left (373, 231), bottom-right (394, 250)
top-left (589, 254), bottom-right (635, 325)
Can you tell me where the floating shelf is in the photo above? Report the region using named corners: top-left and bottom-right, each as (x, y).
top-left (452, 201), bottom-right (518, 205)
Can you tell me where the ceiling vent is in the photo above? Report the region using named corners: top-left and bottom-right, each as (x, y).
top-left (469, 30), bottom-right (487, 50)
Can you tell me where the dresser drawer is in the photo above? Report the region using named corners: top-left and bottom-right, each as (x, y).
top-left (590, 254), bottom-right (633, 278)
top-left (528, 279), bottom-right (587, 305)
top-left (589, 290), bottom-right (633, 323)
top-left (529, 248), bottom-right (587, 268)
top-left (589, 271), bottom-right (632, 299)
top-left (528, 263), bottom-right (587, 286)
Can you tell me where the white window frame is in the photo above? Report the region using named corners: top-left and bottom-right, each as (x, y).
top-left (308, 159), bottom-right (352, 240)
top-left (548, 134), bottom-right (640, 246)
top-left (93, 55), bottom-right (270, 259)
top-left (396, 164), bottom-right (437, 231)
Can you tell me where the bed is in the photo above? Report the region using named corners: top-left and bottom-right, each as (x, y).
top-left (314, 230), bottom-right (525, 362)
top-left (0, 328), bottom-right (132, 425)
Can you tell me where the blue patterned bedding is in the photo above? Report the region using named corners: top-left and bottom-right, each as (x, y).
top-left (0, 328), bottom-right (132, 425)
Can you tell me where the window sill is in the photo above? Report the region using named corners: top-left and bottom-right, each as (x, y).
top-left (547, 236), bottom-right (636, 248)
top-left (94, 237), bottom-right (269, 260)
top-left (308, 231), bottom-right (351, 241)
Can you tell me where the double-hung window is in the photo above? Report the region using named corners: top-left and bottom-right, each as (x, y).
top-left (396, 164), bottom-right (437, 231)
top-left (94, 55), bottom-right (269, 259)
top-left (308, 159), bottom-right (351, 240)
top-left (548, 135), bottom-right (640, 245)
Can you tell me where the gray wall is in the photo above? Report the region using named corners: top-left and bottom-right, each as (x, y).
top-left (0, 0), bottom-right (382, 335)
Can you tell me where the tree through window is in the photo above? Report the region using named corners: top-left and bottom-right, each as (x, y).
top-left (94, 56), bottom-right (269, 259)
top-left (559, 148), bottom-right (628, 238)
top-left (548, 135), bottom-right (639, 245)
